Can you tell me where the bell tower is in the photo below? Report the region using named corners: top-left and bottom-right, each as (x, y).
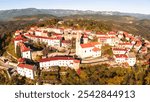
top-left (76, 33), bottom-right (81, 56)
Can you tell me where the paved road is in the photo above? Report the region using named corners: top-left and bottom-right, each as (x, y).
top-left (82, 57), bottom-right (108, 64)
top-left (47, 52), bottom-right (113, 65)
top-left (0, 66), bottom-right (6, 69)
top-left (0, 58), bottom-right (7, 68)
top-left (48, 52), bottom-right (75, 57)
top-left (6, 51), bottom-right (18, 60)
top-left (0, 57), bottom-right (17, 69)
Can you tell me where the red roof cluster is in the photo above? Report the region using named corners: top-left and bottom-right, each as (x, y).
top-left (112, 48), bottom-right (127, 51)
top-left (92, 47), bottom-right (100, 52)
top-left (123, 32), bottom-right (136, 40)
top-left (96, 32), bottom-right (105, 34)
top-left (119, 42), bottom-right (132, 45)
top-left (74, 60), bottom-right (80, 63)
top-left (30, 26), bottom-right (38, 30)
top-left (115, 54), bottom-right (128, 59)
top-left (108, 31), bottom-right (116, 35)
top-left (123, 32), bottom-right (129, 35)
top-left (53, 33), bottom-right (62, 37)
top-left (83, 34), bottom-right (88, 38)
top-left (13, 35), bottom-right (27, 41)
top-left (62, 40), bottom-right (70, 44)
top-left (141, 47), bottom-right (147, 52)
top-left (18, 42), bottom-right (30, 52)
top-left (80, 42), bottom-right (100, 48)
top-left (129, 36), bottom-right (135, 40)
top-left (39, 57), bottom-right (80, 63)
top-left (35, 30), bottom-right (42, 32)
top-left (25, 34), bottom-right (60, 40)
top-left (135, 41), bottom-right (142, 46)
top-left (18, 58), bottom-right (25, 63)
top-left (18, 63), bottom-right (34, 70)
top-left (15, 30), bottom-right (20, 33)
top-left (15, 30), bottom-right (23, 34)
top-left (145, 42), bottom-right (150, 47)
top-left (99, 35), bottom-right (115, 39)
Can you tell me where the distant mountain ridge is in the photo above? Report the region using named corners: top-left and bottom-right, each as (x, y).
top-left (0, 8), bottom-right (150, 21)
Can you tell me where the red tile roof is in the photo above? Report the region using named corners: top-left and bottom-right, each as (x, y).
top-left (145, 44), bottom-right (149, 47)
top-left (108, 31), bottom-right (116, 35)
top-left (129, 36), bottom-right (135, 40)
top-left (18, 58), bottom-right (25, 63)
top-left (48, 26), bottom-right (55, 28)
top-left (123, 32), bottom-right (129, 35)
top-left (96, 32), bottom-right (105, 34)
top-left (19, 42), bottom-right (30, 52)
top-left (15, 30), bottom-right (20, 33)
top-left (74, 60), bottom-right (80, 63)
top-left (39, 57), bottom-right (80, 63)
top-left (115, 54), bottom-right (128, 59)
top-left (17, 63), bottom-right (34, 70)
top-left (13, 35), bottom-right (27, 41)
top-left (22, 47), bottom-right (30, 52)
top-left (135, 41), bottom-right (142, 46)
top-left (98, 36), bottom-right (109, 41)
top-left (99, 35), bottom-right (110, 38)
top-left (30, 26), bottom-right (38, 30)
top-left (35, 30), bottom-right (42, 32)
top-left (80, 42), bottom-right (100, 48)
top-left (83, 34), bottom-right (88, 38)
top-left (53, 33), bottom-right (63, 37)
top-left (119, 42), bottom-right (132, 45)
top-left (62, 40), bottom-right (70, 44)
top-left (141, 47), bottom-right (147, 52)
top-left (112, 48), bottom-right (127, 51)
top-left (92, 47), bottom-right (100, 52)
top-left (99, 35), bottom-right (115, 39)
top-left (25, 34), bottom-right (60, 40)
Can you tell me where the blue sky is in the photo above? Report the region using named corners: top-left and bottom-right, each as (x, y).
top-left (0, 0), bottom-right (150, 14)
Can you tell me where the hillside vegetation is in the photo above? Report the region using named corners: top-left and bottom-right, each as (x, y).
top-left (63, 15), bottom-right (150, 40)
top-left (13, 14), bottom-right (56, 21)
top-left (0, 20), bottom-right (36, 55)
top-left (61, 64), bottom-right (150, 85)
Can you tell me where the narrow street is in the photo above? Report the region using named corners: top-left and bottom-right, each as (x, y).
top-left (0, 56), bottom-right (17, 79)
top-left (82, 57), bottom-right (108, 63)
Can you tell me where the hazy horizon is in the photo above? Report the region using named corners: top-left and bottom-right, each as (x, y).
top-left (1, 7), bottom-right (150, 15)
top-left (0, 0), bottom-right (150, 14)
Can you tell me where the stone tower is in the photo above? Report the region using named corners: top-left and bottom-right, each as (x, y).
top-left (76, 33), bottom-right (81, 56)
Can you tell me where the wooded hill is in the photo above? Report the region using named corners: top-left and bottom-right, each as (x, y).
top-left (0, 14), bottom-right (150, 56)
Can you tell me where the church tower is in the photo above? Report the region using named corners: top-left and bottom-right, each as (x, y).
top-left (76, 33), bottom-right (81, 56)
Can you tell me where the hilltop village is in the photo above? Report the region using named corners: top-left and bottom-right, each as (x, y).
top-left (11, 25), bottom-right (150, 81)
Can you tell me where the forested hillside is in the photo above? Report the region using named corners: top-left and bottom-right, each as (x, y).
top-left (63, 15), bottom-right (150, 40)
top-left (0, 20), bottom-right (36, 55)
